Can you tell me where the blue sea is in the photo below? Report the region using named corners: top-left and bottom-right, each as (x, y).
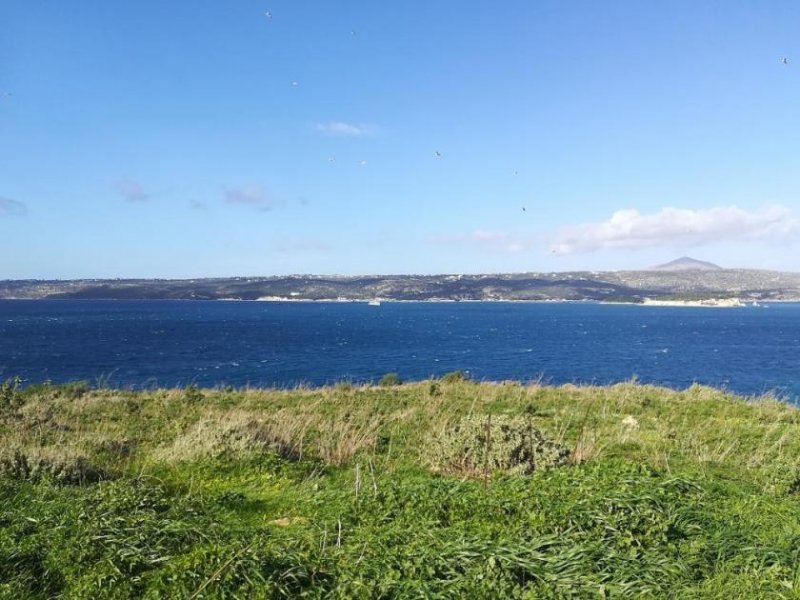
top-left (1, 300), bottom-right (799, 399)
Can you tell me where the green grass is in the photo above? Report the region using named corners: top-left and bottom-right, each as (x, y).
top-left (3, 378), bottom-right (800, 597)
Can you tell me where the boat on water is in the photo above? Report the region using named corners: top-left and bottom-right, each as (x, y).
top-left (368, 299), bottom-right (381, 306)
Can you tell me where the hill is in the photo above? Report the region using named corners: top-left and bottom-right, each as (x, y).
top-left (2, 265), bottom-right (800, 302)
top-left (652, 256), bottom-right (723, 271)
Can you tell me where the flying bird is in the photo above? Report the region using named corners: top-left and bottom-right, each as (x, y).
top-left (328, 156), bottom-right (336, 163)
top-left (264, 10), bottom-right (272, 19)
top-left (514, 170), bottom-right (519, 176)
top-left (434, 151), bottom-right (442, 158)
top-left (522, 207), bottom-right (526, 212)
top-left (782, 57), bottom-right (789, 65)
top-left (351, 30), bottom-right (357, 36)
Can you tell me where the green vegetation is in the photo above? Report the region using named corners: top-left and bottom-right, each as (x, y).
top-left (3, 377), bottom-right (800, 597)
top-left (440, 370), bottom-right (470, 383)
top-left (378, 373), bottom-right (402, 387)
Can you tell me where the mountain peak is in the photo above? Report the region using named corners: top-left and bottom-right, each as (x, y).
top-left (651, 257), bottom-right (723, 272)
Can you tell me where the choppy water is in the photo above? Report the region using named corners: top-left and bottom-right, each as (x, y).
top-left (1, 300), bottom-right (799, 398)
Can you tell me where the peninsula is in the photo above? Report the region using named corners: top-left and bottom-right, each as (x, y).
top-left (2, 258), bottom-right (799, 303)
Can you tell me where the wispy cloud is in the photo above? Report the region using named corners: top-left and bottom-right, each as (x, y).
top-left (431, 230), bottom-right (534, 253)
top-left (223, 186), bottom-right (273, 211)
top-left (551, 205), bottom-right (800, 255)
top-left (315, 121), bottom-right (376, 137)
top-left (0, 196), bottom-right (27, 216)
top-left (113, 179), bottom-right (150, 203)
top-left (274, 239), bottom-right (331, 253)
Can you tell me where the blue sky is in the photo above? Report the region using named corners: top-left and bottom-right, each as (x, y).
top-left (2, 1), bottom-right (800, 278)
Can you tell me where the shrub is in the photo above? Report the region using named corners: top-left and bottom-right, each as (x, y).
top-left (441, 370), bottom-right (469, 384)
top-left (429, 414), bottom-right (569, 477)
top-left (152, 415), bottom-right (302, 463)
top-left (0, 447), bottom-right (111, 485)
top-left (379, 373), bottom-right (402, 387)
top-left (0, 376), bottom-right (23, 409)
top-left (17, 380), bottom-right (91, 401)
top-left (334, 381), bottom-right (354, 392)
top-left (96, 437), bottom-right (137, 458)
top-left (184, 384), bottom-right (204, 403)
top-left (59, 380), bottom-right (92, 399)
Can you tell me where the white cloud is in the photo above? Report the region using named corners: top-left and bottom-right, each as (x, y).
top-left (223, 186), bottom-right (273, 211)
top-left (315, 121), bottom-right (376, 137)
top-left (0, 196), bottom-right (27, 216)
top-left (551, 205), bottom-right (800, 254)
top-left (431, 230), bottom-right (534, 253)
top-left (113, 179), bottom-right (149, 203)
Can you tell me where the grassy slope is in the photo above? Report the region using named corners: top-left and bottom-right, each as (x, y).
top-left (3, 379), bottom-right (800, 598)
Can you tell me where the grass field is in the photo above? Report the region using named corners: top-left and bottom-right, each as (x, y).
top-left (3, 376), bottom-right (800, 598)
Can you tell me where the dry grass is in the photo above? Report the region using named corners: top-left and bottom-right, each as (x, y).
top-left (3, 379), bottom-right (800, 486)
top-left (0, 444), bottom-right (111, 484)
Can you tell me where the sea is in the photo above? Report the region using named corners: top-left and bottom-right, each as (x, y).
top-left (1, 299), bottom-right (799, 399)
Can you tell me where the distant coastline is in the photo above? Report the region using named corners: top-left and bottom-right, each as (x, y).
top-left (639, 298), bottom-right (747, 308)
top-left (3, 265), bottom-right (800, 304)
top-left (4, 296), bottom-right (790, 309)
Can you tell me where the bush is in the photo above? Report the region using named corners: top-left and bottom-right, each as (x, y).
top-left (334, 381), bottom-right (354, 392)
top-left (152, 416), bottom-right (303, 463)
top-left (96, 437), bottom-right (137, 458)
top-left (0, 447), bottom-right (111, 485)
top-left (379, 373), bottom-right (402, 387)
top-left (441, 370), bottom-right (469, 384)
top-left (1, 376), bottom-right (24, 410)
top-left (59, 380), bottom-right (92, 399)
top-left (184, 385), bottom-right (204, 403)
top-left (17, 380), bottom-right (92, 402)
top-left (429, 414), bottom-right (569, 477)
